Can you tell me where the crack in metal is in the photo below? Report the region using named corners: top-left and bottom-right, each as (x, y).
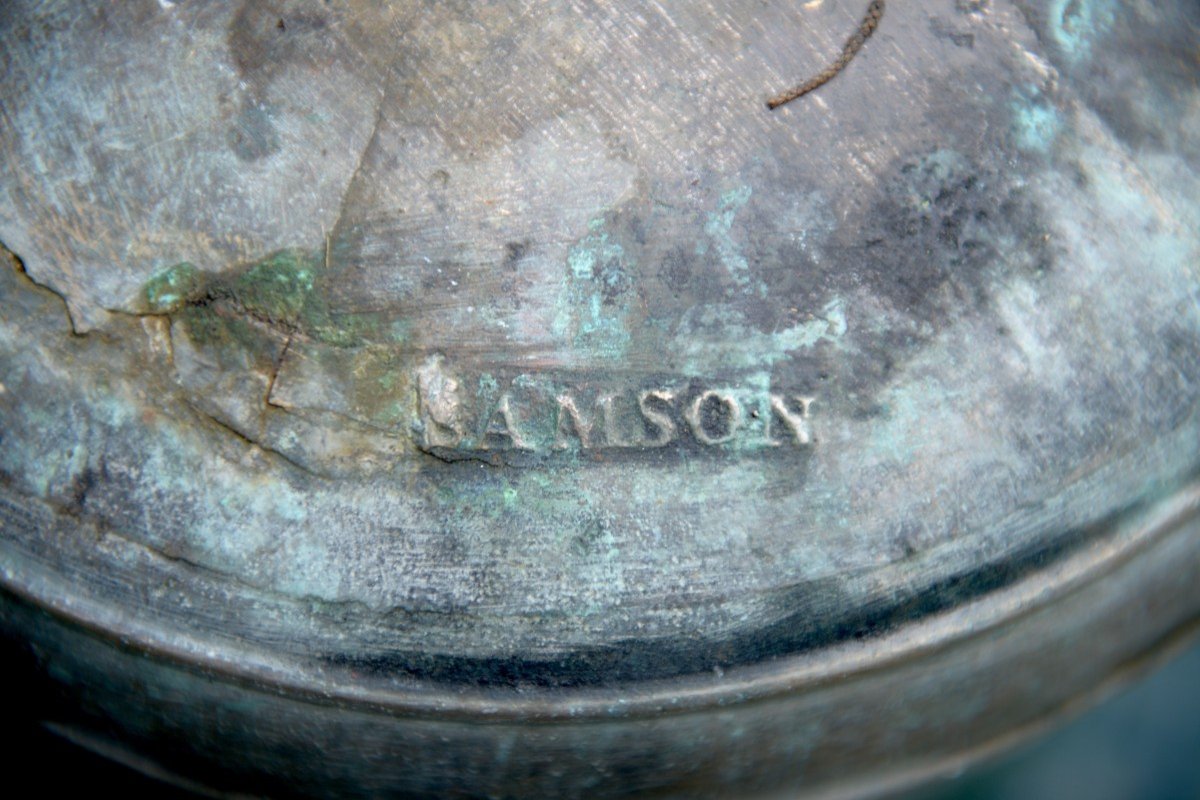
top-left (1, 239), bottom-right (86, 336)
top-left (184, 399), bottom-right (320, 478)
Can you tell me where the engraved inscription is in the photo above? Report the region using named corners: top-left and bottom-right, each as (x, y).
top-left (554, 394), bottom-right (593, 450)
top-left (768, 394), bottom-right (813, 446)
top-left (414, 356), bottom-right (816, 459)
top-left (638, 389), bottom-right (676, 447)
top-left (483, 394), bottom-right (532, 451)
top-left (685, 390), bottom-right (743, 445)
top-left (416, 355), bottom-right (465, 448)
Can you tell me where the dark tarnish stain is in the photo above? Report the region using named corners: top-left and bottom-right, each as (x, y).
top-left (224, 2), bottom-right (338, 161)
top-left (955, 0), bottom-right (990, 12)
top-left (68, 463), bottom-right (103, 516)
top-left (502, 241), bottom-right (529, 271)
top-left (227, 101), bottom-right (281, 162)
top-left (757, 149), bottom-right (1054, 410)
top-left (572, 515), bottom-right (609, 556)
top-left (227, 1), bottom-right (331, 87)
top-left (866, 152), bottom-right (1051, 309)
top-left (929, 16), bottom-right (975, 49)
top-left (597, 255), bottom-right (632, 306)
top-left (659, 246), bottom-right (696, 298)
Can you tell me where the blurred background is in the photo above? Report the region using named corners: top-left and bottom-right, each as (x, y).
top-left (905, 638), bottom-right (1200, 800)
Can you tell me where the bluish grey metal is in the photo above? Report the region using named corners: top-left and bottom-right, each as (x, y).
top-left (0, 1), bottom-right (1197, 796)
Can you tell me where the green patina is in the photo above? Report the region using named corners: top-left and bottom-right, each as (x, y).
top-left (144, 262), bottom-right (202, 313)
top-left (179, 304), bottom-right (274, 363)
top-left (144, 248), bottom-right (392, 349)
top-left (553, 221), bottom-right (633, 361)
top-left (223, 249), bottom-right (317, 328)
top-left (346, 346), bottom-right (412, 428)
top-left (502, 485), bottom-right (519, 510)
top-left (1049, 0), bottom-right (1116, 62)
top-left (142, 248), bottom-right (413, 432)
top-left (698, 185), bottom-right (756, 291)
top-left (1010, 87), bottom-right (1061, 153)
top-left (673, 298), bottom-right (846, 376)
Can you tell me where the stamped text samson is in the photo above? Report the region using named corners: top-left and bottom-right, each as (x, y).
top-left (414, 356), bottom-right (815, 456)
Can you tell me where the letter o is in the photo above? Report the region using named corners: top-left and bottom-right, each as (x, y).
top-left (686, 390), bottom-right (742, 445)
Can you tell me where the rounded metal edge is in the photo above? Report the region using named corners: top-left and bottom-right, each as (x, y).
top-left (794, 619), bottom-right (1200, 800)
top-left (2, 476), bottom-right (1197, 798)
top-left (2, 475), bottom-right (1198, 723)
top-left (45, 622), bottom-right (1200, 800)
